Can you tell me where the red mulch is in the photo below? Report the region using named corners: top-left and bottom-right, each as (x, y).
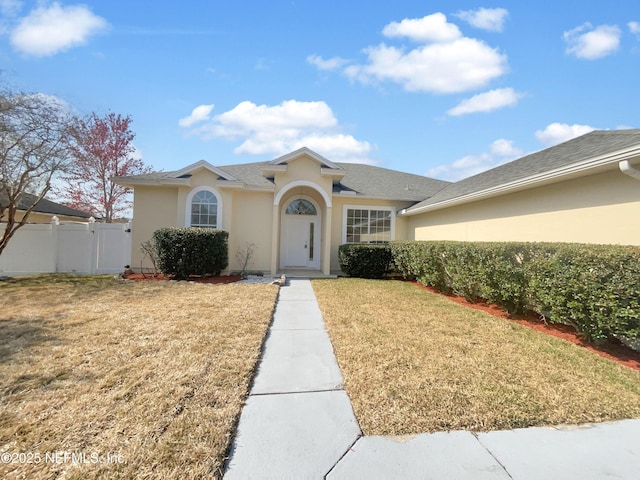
top-left (410, 281), bottom-right (640, 372)
top-left (124, 273), bottom-right (242, 284)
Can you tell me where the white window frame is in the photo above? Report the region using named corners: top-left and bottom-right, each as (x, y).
top-left (341, 205), bottom-right (395, 244)
top-left (185, 186), bottom-right (223, 228)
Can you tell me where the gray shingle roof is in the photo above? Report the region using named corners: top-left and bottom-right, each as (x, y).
top-left (333, 163), bottom-right (449, 201)
top-left (217, 161), bottom-right (275, 189)
top-left (220, 161), bottom-right (451, 200)
top-left (406, 129), bottom-right (640, 212)
top-left (0, 192), bottom-right (92, 218)
top-left (124, 160), bottom-right (450, 202)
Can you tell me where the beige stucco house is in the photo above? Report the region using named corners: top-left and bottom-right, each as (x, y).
top-left (116, 129), bottom-right (640, 275)
top-left (404, 129), bottom-right (640, 245)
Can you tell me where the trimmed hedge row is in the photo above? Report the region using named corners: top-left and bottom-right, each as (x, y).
top-left (153, 227), bottom-right (229, 279)
top-left (338, 244), bottom-right (393, 279)
top-left (390, 241), bottom-right (640, 345)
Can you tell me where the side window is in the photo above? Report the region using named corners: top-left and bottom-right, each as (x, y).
top-left (189, 189), bottom-right (219, 228)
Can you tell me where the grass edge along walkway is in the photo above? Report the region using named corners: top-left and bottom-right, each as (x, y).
top-left (312, 278), bottom-right (640, 436)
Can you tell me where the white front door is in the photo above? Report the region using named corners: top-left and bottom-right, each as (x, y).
top-left (280, 198), bottom-right (321, 269)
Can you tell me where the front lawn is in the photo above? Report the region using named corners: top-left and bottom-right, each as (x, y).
top-left (312, 278), bottom-right (640, 436)
top-left (0, 275), bottom-right (278, 480)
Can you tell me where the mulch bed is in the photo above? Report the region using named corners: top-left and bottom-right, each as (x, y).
top-left (410, 281), bottom-right (640, 372)
top-left (124, 273), bottom-right (242, 284)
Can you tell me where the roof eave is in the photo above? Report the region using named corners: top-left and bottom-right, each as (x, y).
top-left (112, 177), bottom-right (192, 188)
top-left (335, 192), bottom-right (427, 203)
top-left (401, 144), bottom-right (640, 216)
top-left (261, 164), bottom-right (288, 176)
top-left (321, 167), bottom-right (347, 181)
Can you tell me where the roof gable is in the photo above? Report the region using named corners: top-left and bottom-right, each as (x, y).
top-left (172, 159), bottom-right (238, 181)
top-left (268, 147), bottom-right (342, 170)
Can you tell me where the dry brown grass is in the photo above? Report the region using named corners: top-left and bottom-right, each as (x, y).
top-left (0, 274), bottom-right (278, 479)
top-left (312, 278), bottom-right (640, 436)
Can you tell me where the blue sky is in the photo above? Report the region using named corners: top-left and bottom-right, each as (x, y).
top-left (1, 1), bottom-right (639, 181)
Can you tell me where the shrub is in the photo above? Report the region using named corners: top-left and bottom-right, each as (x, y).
top-left (152, 227), bottom-right (229, 279)
top-left (339, 244), bottom-right (393, 279)
top-left (390, 240), bottom-right (640, 345)
top-left (527, 244), bottom-right (640, 343)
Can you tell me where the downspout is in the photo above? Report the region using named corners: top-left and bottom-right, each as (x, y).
top-left (619, 160), bottom-right (640, 181)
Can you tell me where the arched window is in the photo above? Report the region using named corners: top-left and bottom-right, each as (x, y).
top-left (190, 190), bottom-right (218, 227)
top-left (286, 198), bottom-right (317, 215)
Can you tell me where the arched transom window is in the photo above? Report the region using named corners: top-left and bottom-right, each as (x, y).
top-left (190, 190), bottom-right (218, 227)
top-left (286, 198), bottom-right (317, 215)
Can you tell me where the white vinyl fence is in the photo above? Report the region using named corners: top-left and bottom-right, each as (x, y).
top-left (0, 218), bottom-right (131, 276)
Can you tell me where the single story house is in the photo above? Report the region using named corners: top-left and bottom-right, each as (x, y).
top-left (115, 129), bottom-right (640, 275)
top-left (0, 192), bottom-right (93, 224)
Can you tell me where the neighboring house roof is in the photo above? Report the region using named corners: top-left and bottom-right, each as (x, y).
top-left (403, 129), bottom-right (640, 215)
top-left (0, 192), bottom-right (92, 219)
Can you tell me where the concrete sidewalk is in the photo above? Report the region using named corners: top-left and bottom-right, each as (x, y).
top-left (224, 278), bottom-right (361, 479)
top-left (224, 278), bottom-right (640, 479)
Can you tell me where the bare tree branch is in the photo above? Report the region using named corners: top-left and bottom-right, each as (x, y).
top-left (0, 88), bottom-right (72, 257)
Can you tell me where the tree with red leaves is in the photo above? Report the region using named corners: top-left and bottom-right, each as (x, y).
top-left (61, 112), bottom-right (151, 222)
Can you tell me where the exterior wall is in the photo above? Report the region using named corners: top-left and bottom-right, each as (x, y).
top-left (408, 169), bottom-right (640, 246)
top-left (131, 186), bottom-right (179, 270)
top-left (132, 169), bottom-right (275, 274)
top-left (273, 156), bottom-right (334, 195)
top-left (330, 196), bottom-right (413, 272)
top-left (228, 189), bottom-right (274, 273)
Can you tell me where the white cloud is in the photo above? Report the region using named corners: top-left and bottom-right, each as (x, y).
top-left (346, 41), bottom-right (506, 94)
top-left (178, 104), bottom-right (215, 128)
top-left (563, 23), bottom-right (621, 60)
top-left (181, 99), bottom-right (375, 164)
top-left (629, 21), bottom-right (640, 38)
top-left (306, 54), bottom-right (349, 71)
top-left (10, 2), bottom-right (107, 57)
top-left (454, 8), bottom-right (509, 32)
top-left (447, 87), bottom-right (523, 116)
top-left (426, 139), bottom-right (523, 181)
top-left (290, 133), bottom-right (373, 163)
top-left (382, 13), bottom-right (462, 43)
top-left (535, 123), bottom-right (596, 146)
top-left (340, 13), bottom-right (507, 94)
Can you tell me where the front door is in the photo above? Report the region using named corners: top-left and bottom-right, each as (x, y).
top-left (280, 198), bottom-right (321, 269)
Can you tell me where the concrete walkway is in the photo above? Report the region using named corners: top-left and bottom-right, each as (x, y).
top-left (224, 279), bottom-right (640, 479)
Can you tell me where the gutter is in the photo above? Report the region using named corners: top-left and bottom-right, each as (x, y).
top-left (619, 160), bottom-right (640, 181)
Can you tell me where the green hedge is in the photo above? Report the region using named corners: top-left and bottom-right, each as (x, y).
top-left (152, 227), bottom-right (229, 279)
top-left (338, 244), bottom-right (393, 279)
top-left (390, 241), bottom-right (640, 345)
